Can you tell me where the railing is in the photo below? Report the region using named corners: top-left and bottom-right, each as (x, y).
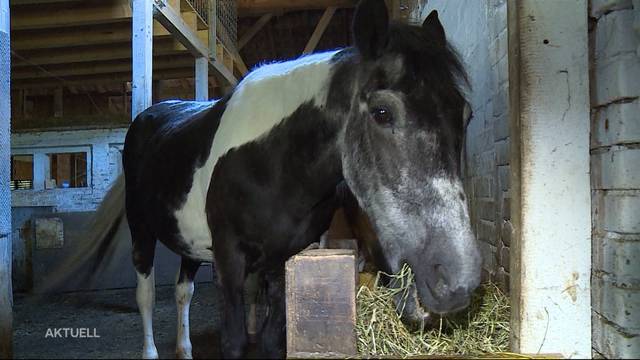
top-left (216, 0), bottom-right (237, 48)
top-left (186, 0), bottom-right (209, 23)
top-left (184, 0), bottom-right (236, 50)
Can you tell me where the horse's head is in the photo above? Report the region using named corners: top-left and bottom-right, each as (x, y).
top-left (339, 0), bottom-right (481, 322)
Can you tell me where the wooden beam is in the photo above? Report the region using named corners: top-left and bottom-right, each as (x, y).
top-left (11, 22), bottom-right (170, 50)
top-left (11, 39), bottom-right (188, 67)
top-left (10, 0), bottom-right (81, 4)
top-left (153, 0), bottom-right (237, 86)
top-left (132, 0), bottom-right (153, 118)
top-left (509, 1), bottom-right (591, 357)
top-left (237, 0), bottom-right (355, 16)
top-left (302, 6), bottom-right (336, 55)
top-left (195, 57), bottom-right (208, 100)
top-left (11, 1), bottom-right (133, 30)
top-left (238, 13), bottom-right (273, 50)
top-left (11, 56), bottom-right (196, 80)
top-left (13, 68), bottom-right (198, 88)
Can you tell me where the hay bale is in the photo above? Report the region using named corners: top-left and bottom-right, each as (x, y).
top-left (356, 264), bottom-right (511, 357)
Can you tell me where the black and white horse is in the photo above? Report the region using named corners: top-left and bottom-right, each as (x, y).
top-left (86, 0), bottom-right (481, 358)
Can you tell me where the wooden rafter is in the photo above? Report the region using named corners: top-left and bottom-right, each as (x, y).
top-left (11, 39), bottom-right (188, 67)
top-left (11, 56), bottom-right (197, 80)
top-left (11, 1), bottom-right (133, 30)
top-left (11, 22), bottom-right (170, 50)
top-left (238, 13), bottom-right (273, 50)
top-left (12, 68), bottom-right (198, 89)
top-left (302, 6), bottom-right (336, 55)
top-left (238, 0), bottom-right (355, 16)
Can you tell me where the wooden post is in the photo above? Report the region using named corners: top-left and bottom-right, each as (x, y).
top-left (508, 1), bottom-right (591, 357)
top-left (0, 0), bottom-right (13, 357)
top-left (195, 57), bottom-right (208, 100)
top-left (208, 0), bottom-right (216, 60)
top-left (286, 249), bottom-right (357, 357)
top-left (132, 0), bottom-right (153, 119)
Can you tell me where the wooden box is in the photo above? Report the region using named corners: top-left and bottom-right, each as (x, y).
top-left (285, 249), bottom-right (357, 358)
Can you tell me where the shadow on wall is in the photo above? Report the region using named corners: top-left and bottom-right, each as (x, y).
top-left (11, 208), bottom-right (213, 294)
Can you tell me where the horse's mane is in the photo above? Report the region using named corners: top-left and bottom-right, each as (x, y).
top-left (387, 22), bottom-right (469, 98)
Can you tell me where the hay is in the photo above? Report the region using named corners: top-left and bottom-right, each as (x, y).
top-left (356, 264), bottom-right (511, 357)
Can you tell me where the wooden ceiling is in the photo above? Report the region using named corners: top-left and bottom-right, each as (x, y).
top-left (9, 0), bottom-right (357, 92)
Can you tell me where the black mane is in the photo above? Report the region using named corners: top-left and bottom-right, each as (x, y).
top-left (387, 22), bottom-right (469, 96)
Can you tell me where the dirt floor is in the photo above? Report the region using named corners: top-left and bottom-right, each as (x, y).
top-left (12, 282), bottom-right (247, 359)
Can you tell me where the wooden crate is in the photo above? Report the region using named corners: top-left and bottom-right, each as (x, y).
top-left (285, 249), bottom-right (357, 358)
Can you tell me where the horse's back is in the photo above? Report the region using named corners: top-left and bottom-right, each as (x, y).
top-left (123, 99), bottom-right (223, 261)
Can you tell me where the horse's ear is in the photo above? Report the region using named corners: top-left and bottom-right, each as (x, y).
top-left (422, 10), bottom-right (446, 45)
top-left (352, 0), bottom-right (389, 59)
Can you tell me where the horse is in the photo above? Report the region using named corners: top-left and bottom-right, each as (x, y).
top-left (82, 0), bottom-right (481, 357)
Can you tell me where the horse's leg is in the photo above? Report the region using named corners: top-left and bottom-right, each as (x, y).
top-left (131, 222), bottom-right (158, 359)
top-left (216, 244), bottom-right (248, 359)
top-left (259, 269), bottom-right (286, 359)
top-left (175, 257), bottom-right (200, 359)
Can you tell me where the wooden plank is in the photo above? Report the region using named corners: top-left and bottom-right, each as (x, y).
top-left (302, 6), bottom-right (336, 55)
top-left (11, 56), bottom-right (196, 80)
top-left (238, 13), bottom-right (273, 50)
top-left (11, 39), bottom-right (188, 67)
top-left (11, 22), bottom-right (170, 50)
top-left (286, 249), bottom-right (357, 357)
top-left (509, 1), bottom-right (591, 357)
top-left (238, 0), bottom-right (355, 16)
top-left (132, 0), bottom-right (153, 118)
top-left (195, 56), bottom-right (208, 100)
top-left (11, 1), bottom-right (133, 30)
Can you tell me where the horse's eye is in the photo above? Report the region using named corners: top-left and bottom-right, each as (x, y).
top-left (371, 107), bottom-right (392, 126)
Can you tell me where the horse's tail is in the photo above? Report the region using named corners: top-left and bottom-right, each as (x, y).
top-left (36, 174), bottom-right (127, 293)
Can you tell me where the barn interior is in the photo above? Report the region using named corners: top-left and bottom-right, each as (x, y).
top-left (2, 0), bottom-right (639, 359)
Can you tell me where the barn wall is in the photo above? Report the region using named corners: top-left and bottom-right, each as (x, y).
top-left (590, 0), bottom-right (640, 357)
top-left (11, 127), bottom-right (127, 212)
top-left (414, 0), bottom-right (510, 290)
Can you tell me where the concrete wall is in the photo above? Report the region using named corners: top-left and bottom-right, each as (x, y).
top-left (590, 0), bottom-right (640, 357)
top-left (414, 0), bottom-right (510, 291)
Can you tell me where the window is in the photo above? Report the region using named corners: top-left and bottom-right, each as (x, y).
top-left (11, 155), bottom-right (34, 190)
top-left (47, 152), bottom-right (88, 188)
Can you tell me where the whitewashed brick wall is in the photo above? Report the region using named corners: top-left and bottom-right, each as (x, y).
top-left (590, 0), bottom-right (640, 357)
top-left (11, 127), bottom-right (127, 213)
top-left (414, 0), bottom-right (510, 291)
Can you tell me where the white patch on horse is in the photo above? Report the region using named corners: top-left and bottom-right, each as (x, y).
top-left (170, 101), bottom-right (220, 262)
top-left (429, 176), bottom-right (476, 280)
top-left (173, 51), bottom-right (338, 262)
top-left (175, 279), bottom-right (195, 359)
top-left (136, 269), bottom-right (158, 359)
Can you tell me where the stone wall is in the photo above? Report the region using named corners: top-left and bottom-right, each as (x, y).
top-left (590, 0), bottom-right (640, 357)
top-left (413, 0), bottom-right (510, 291)
top-left (11, 126), bottom-right (127, 212)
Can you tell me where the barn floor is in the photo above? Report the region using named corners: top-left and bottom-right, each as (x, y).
top-left (12, 282), bottom-right (261, 359)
